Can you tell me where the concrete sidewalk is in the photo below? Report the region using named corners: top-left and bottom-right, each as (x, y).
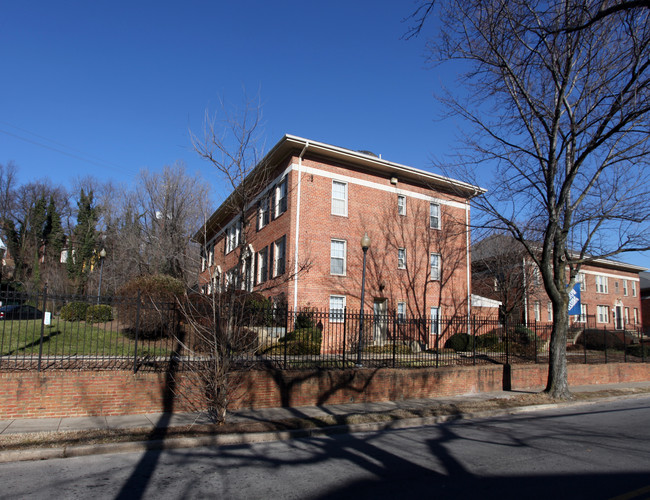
top-left (1, 381), bottom-right (649, 463)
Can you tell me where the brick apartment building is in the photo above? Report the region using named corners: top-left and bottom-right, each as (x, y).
top-left (195, 135), bottom-right (484, 340)
top-left (473, 234), bottom-right (645, 330)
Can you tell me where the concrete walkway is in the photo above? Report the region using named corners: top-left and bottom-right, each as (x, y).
top-left (1, 381), bottom-right (649, 463)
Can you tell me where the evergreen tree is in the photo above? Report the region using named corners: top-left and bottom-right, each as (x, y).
top-left (67, 189), bottom-right (99, 294)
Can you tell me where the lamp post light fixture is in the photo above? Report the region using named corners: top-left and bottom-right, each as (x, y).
top-left (357, 232), bottom-right (371, 367)
top-left (97, 248), bottom-right (107, 304)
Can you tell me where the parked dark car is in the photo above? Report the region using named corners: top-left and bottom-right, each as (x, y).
top-left (0, 304), bottom-right (44, 320)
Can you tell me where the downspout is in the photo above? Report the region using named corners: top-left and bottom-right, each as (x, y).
top-left (293, 141), bottom-right (309, 310)
top-left (466, 199), bottom-right (471, 336)
top-left (522, 257), bottom-right (528, 324)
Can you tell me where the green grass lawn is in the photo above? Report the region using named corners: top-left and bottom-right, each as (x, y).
top-left (0, 319), bottom-right (173, 357)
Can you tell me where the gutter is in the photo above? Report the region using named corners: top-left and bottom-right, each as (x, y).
top-left (293, 141), bottom-right (309, 310)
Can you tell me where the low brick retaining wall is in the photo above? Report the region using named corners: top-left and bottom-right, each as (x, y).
top-left (1, 363), bottom-right (649, 420)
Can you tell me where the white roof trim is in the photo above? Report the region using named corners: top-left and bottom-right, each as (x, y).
top-left (471, 294), bottom-right (502, 308)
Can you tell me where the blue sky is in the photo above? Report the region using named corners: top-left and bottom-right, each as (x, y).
top-left (1, 1), bottom-right (647, 268)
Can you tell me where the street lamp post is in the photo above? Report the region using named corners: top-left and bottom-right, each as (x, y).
top-left (97, 248), bottom-right (106, 304)
top-left (357, 232), bottom-right (371, 367)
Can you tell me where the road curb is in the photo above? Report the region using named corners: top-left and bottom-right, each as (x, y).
top-left (1, 391), bottom-right (648, 464)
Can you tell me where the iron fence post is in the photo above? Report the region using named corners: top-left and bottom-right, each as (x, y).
top-left (37, 285), bottom-right (48, 372)
top-left (133, 291), bottom-right (141, 374)
top-left (583, 322), bottom-right (587, 364)
top-left (283, 308), bottom-right (289, 369)
top-left (534, 321), bottom-right (538, 364)
top-left (342, 307), bottom-right (347, 366)
top-left (392, 311), bottom-right (397, 369)
top-left (603, 324), bottom-right (608, 364)
top-left (505, 316), bottom-right (509, 366)
top-left (472, 316), bottom-right (476, 366)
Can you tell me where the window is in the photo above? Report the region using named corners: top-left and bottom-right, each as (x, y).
top-left (331, 180), bottom-right (347, 216)
top-left (578, 304), bottom-right (588, 323)
top-left (225, 222), bottom-right (241, 254)
top-left (595, 275), bottom-right (608, 294)
top-left (430, 253), bottom-right (441, 281)
top-left (615, 281), bottom-right (619, 293)
top-left (533, 268), bottom-right (541, 287)
top-left (257, 247), bottom-right (268, 285)
top-left (225, 267), bottom-right (238, 290)
top-left (274, 178), bottom-right (288, 219)
top-left (397, 302), bottom-right (406, 323)
top-left (330, 239), bottom-right (346, 275)
top-left (547, 302), bottom-right (553, 322)
top-left (397, 195), bottom-right (406, 216)
top-left (430, 307), bottom-right (440, 335)
top-left (429, 202), bottom-right (440, 229)
top-left (625, 307), bottom-right (630, 325)
top-left (208, 246), bottom-right (214, 267)
top-left (597, 305), bottom-right (609, 324)
top-left (329, 295), bottom-right (345, 323)
top-left (398, 248), bottom-right (406, 269)
top-left (534, 301), bottom-right (541, 322)
top-left (623, 279), bottom-right (628, 296)
top-left (576, 272), bottom-right (586, 291)
top-left (273, 235), bottom-right (286, 277)
top-left (200, 247), bottom-right (206, 272)
top-left (632, 281), bottom-right (637, 297)
top-left (257, 196), bottom-right (270, 230)
top-left (634, 308), bottom-right (639, 324)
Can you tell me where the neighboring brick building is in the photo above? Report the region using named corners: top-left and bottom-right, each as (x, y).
top-left (195, 135), bottom-right (484, 343)
top-left (473, 234), bottom-right (646, 330)
top-left (641, 271), bottom-right (650, 334)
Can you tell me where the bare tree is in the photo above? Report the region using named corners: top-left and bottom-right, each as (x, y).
top-left (179, 98), bottom-right (310, 422)
top-left (411, 0), bottom-right (650, 398)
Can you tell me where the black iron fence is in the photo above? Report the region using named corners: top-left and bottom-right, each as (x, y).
top-left (0, 290), bottom-right (647, 372)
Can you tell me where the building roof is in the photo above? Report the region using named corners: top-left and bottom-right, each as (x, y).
top-left (472, 234), bottom-right (647, 273)
top-left (195, 134), bottom-right (486, 243)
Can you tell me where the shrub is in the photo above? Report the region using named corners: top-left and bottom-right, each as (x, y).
top-left (60, 301), bottom-right (89, 322)
top-left (294, 307), bottom-right (316, 330)
top-left (85, 304), bottom-right (113, 323)
top-left (268, 327), bottom-right (323, 355)
top-left (117, 274), bottom-right (185, 339)
top-left (476, 333), bottom-right (499, 349)
top-left (444, 333), bottom-right (474, 352)
top-left (577, 329), bottom-right (625, 350)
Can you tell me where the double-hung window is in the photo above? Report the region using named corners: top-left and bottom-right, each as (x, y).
top-left (329, 295), bottom-right (345, 323)
top-left (430, 253), bottom-right (441, 281)
top-left (274, 178), bottom-right (288, 218)
top-left (397, 195), bottom-right (406, 216)
top-left (429, 202), bottom-right (440, 229)
top-left (547, 302), bottom-right (553, 322)
top-left (596, 275), bottom-right (608, 293)
top-left (397, 302), bottom-right (406, 323)
top-left (273, 235), bottom-right (286, 277)
top-left (257, 247), bottom-right (268, 285)
top-left (597, 305), bottom-right (609, 324)
top-left (332, 180), bottom-right (347, 216)
top-left (576, 272), bottom-right (586, 291)
top-left (579, 304), bottom-right (587, 323)
top-left (623, 279), bottom-right (628, 296)
top-left (331, 239), bottom-right (346, 276)
top-left (398, 248), bottom-right (406, 269)
top-left (258, 196), bottom-right (270, 230)
top-left (430, 306), bottom-right (440, 335)
top-left (534, 301), bottom-right (541, 322)
top-left (632, 281), bottom-right (637, 297)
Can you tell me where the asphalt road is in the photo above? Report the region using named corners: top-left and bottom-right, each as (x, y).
top-left (1, 396), bottom-right (650, 500)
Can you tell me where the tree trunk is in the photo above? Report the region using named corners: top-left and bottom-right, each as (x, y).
top-left (545, 305), bottom-right (572, 399)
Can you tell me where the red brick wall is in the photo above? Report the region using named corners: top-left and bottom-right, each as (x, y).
top-left (1, 363), bottom-right (648, 420)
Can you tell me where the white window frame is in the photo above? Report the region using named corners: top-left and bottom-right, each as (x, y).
top-left (625, 307), bottom-right (630, 325)
top-left (623, 279), bottom-right (628, 296)
top-left (258, 196), bottom-right (270, 230)
top-left (397, 195), bottom-right (406, 216)
top-left (274, 178), bottom-right (288, 219)
top-left (430, 253), bottom-right (441, 281)
top-left (398, 248), bottom-right (406, 269)
top-left (430, 306), bottom-right (440, 335)
top-left (577, 272), bottom-right (586, 291)
top-left (257, 247), bottom-right (268, 285)
top-left (429, 202), bottom-right (440, 229)
top-left (329, 295), bottom-right (346, 323)
top-left (534, 301), bottom-right (541, 322)
top-left (397, 302), bottom-right (406, 323)
top-left (547, 302), bottom-right (553, 322)
top-left (634, 308), bottom-right (639, 324)
top-left (331, 180), bottom-right (348, 217)
top-left (595, 275), bottom-right (608, 294)
top-left (615, 281), bottom-right (619, 294)
top-left (330, 239), bottom-right (347, 276)
top-left (578, 304), bottom-right (588, 323)
top-left (273, 235), bottom-right (286, 277)
top-left (632, 281), bottom-right (637, 297)
top-left (597, 305), bottom-right (609, 324)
